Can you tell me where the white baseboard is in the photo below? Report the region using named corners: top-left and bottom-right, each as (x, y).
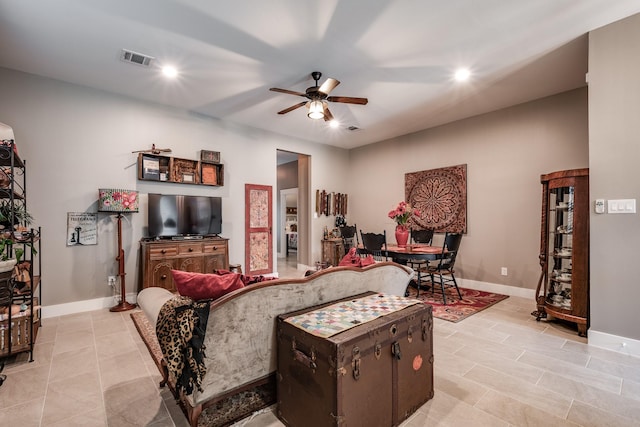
top-left (458, 278), bottom-right (536, 299)
top-left (460, 279), bottom-right (640, 358)
top-left (41, 293), bottom-right (138, 319)
top-left (587, 330), bottom-right (640, 358)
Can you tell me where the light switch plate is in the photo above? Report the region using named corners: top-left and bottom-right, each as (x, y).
top-left (608, 199), bottom-right (636, 214)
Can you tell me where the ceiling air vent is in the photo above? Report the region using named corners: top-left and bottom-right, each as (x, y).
top-left (120, 49), bottom-right (154, 67)
top-left (347, 126), bottom-right (361, 131)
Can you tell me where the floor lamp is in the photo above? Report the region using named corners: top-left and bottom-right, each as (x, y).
top-left (98, 188), bottom-right (138, 312)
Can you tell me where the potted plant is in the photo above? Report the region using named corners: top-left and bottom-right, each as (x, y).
top-left (0, 236), bottom-right (17, 273)
top-left (0, 200), bottom-right (33, 230)
top-left (388, 201), bottom-right (421, 247)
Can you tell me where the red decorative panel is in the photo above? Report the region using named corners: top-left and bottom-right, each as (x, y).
top-left (245, 184), bottom-right (273, 275)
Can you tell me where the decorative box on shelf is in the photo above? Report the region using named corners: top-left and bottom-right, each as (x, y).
top-left (200, 150), bottom-right (220, 163)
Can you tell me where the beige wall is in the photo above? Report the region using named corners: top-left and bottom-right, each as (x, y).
top-left (589, 14), bottom-right (640, 341)
top-left (0, 67), bottom-right (349, 307)
top-left (348, 89), bottom-right (589, 290)
top-left (277, 161), bottom-right (298, 190)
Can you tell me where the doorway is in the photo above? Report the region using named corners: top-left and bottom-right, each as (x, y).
top-left (277, 150), bottom-right (310, 269)
top-left (280, 188), bottom-right (298, 260)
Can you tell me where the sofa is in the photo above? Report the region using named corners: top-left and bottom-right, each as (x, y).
top-left (135, 261), bottom-right (414, 426)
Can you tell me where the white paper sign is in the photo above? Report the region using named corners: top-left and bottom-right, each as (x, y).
top-left (67, 212), bottom-right (98, 246)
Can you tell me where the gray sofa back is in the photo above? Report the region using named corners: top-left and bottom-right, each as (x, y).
top-left (137, 262), bottom-right (414, 408)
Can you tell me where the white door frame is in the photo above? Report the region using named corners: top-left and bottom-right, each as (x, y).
top-left (279, 188), bottom-right (298, 258)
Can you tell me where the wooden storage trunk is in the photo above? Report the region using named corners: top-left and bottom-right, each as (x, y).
top-left (276, 292), bottom-right (433, 427)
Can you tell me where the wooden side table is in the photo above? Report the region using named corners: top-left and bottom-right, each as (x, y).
top-left (322, 238), bottom-right (345, 266)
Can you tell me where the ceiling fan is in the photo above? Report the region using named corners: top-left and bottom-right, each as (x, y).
top-left (270, 71), bottom-right (368, 121)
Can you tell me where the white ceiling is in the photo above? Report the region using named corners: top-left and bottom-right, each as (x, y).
top-left (1, 1), bottom-right (640, 150)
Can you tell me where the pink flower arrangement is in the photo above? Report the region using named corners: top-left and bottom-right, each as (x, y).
top-left (388, 201), bottom-right (420, 226)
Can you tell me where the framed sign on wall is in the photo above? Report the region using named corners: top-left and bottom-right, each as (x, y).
top-left (67, 212), bottom-right (98, 246)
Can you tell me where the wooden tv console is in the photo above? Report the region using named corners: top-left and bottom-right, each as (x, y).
top-left (140, 236), bottom-right (229, 292)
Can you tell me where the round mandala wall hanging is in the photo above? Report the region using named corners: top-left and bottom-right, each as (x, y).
top-left (404, 164), bottom-right (467, 233)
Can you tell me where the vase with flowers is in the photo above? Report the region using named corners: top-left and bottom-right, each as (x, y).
top-left (388, 201), bottom-right (420, 247)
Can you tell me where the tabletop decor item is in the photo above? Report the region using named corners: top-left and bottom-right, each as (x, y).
top-left (388, 201), bottom-right (420, 246)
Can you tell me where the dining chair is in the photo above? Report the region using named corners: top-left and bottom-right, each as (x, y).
top-left (411, 229), bottom-right (434, 245)
top-left (426, 231), bottom-right (463, 304)
top-left (407, 229), bottom-right (434, 296)
top-left (339, 224), bottom-right (358, 252)
top-left (359, 230), bottom-right (388, 261)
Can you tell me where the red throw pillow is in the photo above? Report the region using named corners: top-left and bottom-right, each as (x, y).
top-left (171, 270), bottom-right (244, 301)
top-left (338, 247), bottom-right (376, 267)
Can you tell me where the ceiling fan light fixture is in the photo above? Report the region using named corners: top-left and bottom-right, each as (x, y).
top-left (307, 100), bottom-right (325, 119)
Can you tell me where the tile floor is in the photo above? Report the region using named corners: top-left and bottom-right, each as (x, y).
top-left (1, 256), bottom-right (639, 426)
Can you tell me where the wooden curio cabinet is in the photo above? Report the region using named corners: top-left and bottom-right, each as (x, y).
top-left (533, 168), bottom-right (589, 336)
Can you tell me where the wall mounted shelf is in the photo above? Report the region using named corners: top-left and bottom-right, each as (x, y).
top-left (137, 153), bottom-right (224, 186)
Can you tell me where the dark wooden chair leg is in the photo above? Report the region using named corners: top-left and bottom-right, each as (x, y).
top-left (452, 273), bottom-right (462, 300)
top-left (439, 272), bottom-right (447, 305)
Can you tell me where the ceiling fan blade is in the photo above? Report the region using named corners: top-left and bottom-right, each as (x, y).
top-left (323, 104), bottom-right (334, 122)
top-left (270, 87), bottom-right (306, 97)
top-left (277, 102), bottom-right (307, 115)
top-left (319, 78), bottom-right (340, 95)
top-left (327, 96), bottom-right (368, 105)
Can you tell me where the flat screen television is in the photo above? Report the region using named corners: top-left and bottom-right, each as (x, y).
top-left (147, 193), bottom-right (222, 238)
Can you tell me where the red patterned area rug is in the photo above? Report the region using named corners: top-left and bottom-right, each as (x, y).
top-left (406, 286), bottom-right (509, 323)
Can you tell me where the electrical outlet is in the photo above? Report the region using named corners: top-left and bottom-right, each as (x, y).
top-left (501, 267), bottom-right (508, 276)
top-left (108, 276), bottom-right (116, 286)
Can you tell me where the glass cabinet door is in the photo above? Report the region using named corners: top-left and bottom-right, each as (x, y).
top-left (547, 185), bottom-right (574, 311)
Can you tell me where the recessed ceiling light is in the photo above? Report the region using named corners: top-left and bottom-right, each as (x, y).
top-left (454, 68), bottom-right (471, 82)
top-left (329, 120), bottom-right (340, 128)
top-left (162, 66), bottom-right (178, 78)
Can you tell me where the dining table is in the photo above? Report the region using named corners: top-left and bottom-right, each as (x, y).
top-left (384, 243), bottom-right (446, 296)
top-left (384, 243), bottom-right (445, 262)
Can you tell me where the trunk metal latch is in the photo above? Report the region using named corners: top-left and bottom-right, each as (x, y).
top-left (374, 342), bottom-right (382, 359)
top-left (392, 341), bottom-right (402, 360)
top-left (352, 347), bottom-right (361, 380)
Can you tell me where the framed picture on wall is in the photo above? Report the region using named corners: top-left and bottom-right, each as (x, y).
top-left (182, 172), bottom-right (195, 183)
top-left (67, 212), bottom-right (97, 246)
top-left (201, 163), bottom-right (219, 185)
top-left (141, 155), bottom-right (160, 180)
